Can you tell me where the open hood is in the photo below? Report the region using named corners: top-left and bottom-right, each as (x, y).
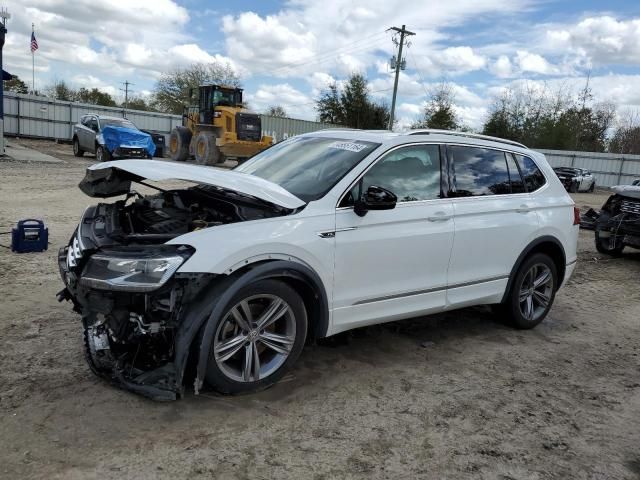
top-left (79, 160), bottom-right (306, 210)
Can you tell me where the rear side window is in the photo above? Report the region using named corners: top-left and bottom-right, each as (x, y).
top-left (505, 153), bottom-right (526, 194)
top-left (450, 146), bottom-right (511, 196)
top-left (515, 154), bottom-right (546, 192)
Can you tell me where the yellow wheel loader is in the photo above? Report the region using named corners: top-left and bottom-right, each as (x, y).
top-left (168, 85), bottom-right (272, 165)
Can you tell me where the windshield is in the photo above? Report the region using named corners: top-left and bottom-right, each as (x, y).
top-left (101, 119), bottom-right (136, 129)
top-left (213, 89), bottom-right (239, 106)
top-left (235, 136), bottom-right (380, 202)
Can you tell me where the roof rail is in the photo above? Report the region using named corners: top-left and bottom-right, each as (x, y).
top-left (406, 129), bottom-right (526, 149)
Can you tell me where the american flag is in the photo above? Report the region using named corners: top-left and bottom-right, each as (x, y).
top-left (30, 31), bottom-right (38, 53)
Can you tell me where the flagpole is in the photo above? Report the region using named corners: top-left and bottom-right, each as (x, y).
top-left (32, 23), bottom-right (35, 94)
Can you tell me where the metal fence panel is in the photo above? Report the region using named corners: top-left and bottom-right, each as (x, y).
top-left (3, 92), bottom-right (183, 139)
top-left (3, 93), bottom-right (336, 145)
top-left (537, 149), bottom-right (640, 187)
top-left (260, 115), bottom-right (336, 143)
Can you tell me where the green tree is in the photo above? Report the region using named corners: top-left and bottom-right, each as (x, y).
top-left (316, 83), bottom-right (343, 124)
top-left (125, 97), bottom-right (151, 111)
top-left (76, 87), bottom-right (117, 107)
top-left (46, 80), bottom-right (75, 101)
top-left (266, 105), bottom-right (287, 117)
top-left (152, 62), bottom-right (240, 114)
top-left (316, 73), bottom-right (389, 128)
top-left (4, 75), bottom-right (29, 94)
top-left (482, 82), bottom-right (615, 152)
top-left (411, 82), bottom-right (460, 130)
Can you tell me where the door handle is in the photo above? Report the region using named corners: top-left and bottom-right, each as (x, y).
top-left (515, 204), bottom-right (531, 213)
top-left (427, 212), bottom-right (452, 222)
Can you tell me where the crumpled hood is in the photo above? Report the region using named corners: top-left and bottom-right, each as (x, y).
top-left (78, 159), bottom-right (306, 209)
top-left (100, 126), bottom-right (156, 156)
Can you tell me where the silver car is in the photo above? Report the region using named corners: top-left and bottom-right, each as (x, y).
top-left (72, 114), bottom-right (151, 162)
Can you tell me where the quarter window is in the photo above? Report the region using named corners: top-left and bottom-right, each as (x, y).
top-left (505, 153), bottom-right (526, 194)
top-left (450, 146), bottom-right (511, 196)
top-left (514, 154), bottom-right (546, 192)
top-left (341, 144), bottom-right (441, 207)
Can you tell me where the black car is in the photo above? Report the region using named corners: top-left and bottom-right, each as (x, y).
top-left (141, 130), bottom-right (166, 158)
top-left (553, 167), bottom-right (596, 193)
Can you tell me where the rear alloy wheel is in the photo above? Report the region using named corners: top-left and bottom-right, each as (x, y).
top-left (205, 280), bottom-right (307, 394)
top-left (505, 253), bottom-right (557, 329)
top-left (73, 138), bottom-right (84, 157)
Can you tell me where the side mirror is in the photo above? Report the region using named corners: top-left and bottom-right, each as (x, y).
top-left (354, 185), bottom-right (397, 217)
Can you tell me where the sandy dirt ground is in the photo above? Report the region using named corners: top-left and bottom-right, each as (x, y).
top-left (0, 139), bottom-right (639, 479)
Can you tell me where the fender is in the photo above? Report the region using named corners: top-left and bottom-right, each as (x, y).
top-left (500, 235), bottom-right (566, 304)
top-left (173, 260), bottom-right (329, 395)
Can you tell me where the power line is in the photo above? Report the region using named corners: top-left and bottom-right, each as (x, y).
top-left (247, 31), bottom-right (388, 77)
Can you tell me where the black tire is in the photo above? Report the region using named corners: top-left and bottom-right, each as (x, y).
top-left (194, 131), bottom-right (221, 165)
top-left (569, 181), bottom-right (578, 193)
top-left (96, 145), bottom-right (111, 163)
top-left (169, 126), bottom-right (191, 162)
top-left (588, 181), bottom-right (595, 192)
top-left (73, 137), bottom-right (84, 157)
top-left (204, 279), bottom-right (307, 395)
top-left (503, 253), bottom-right (557, 329)
top-left (595, 229), bottom-right (624, 256)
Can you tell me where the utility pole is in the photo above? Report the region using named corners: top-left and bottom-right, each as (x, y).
top-left (387, 25), bottom-right (415, 130)
top-left (120, 80), bottom-right (133, 118)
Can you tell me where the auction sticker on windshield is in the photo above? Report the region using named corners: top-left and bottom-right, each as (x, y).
top-left (328, 141), bottom-right (369, 153)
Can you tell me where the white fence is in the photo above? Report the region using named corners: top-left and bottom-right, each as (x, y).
top-left (2, 92), bottom-right (335, 143)
top-left (537, 149), bottom-right (640, 187)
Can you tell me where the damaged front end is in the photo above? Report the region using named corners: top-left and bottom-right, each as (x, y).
top-left (58, 163), bottom-right (297, 400)
top-left (594, 190), bottom-right (640, 252)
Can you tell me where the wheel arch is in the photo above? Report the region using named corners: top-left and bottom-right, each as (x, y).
top-left (501, 236), bottom-right (566, 303)
top-left (174, 260), bottom-right (329, 394)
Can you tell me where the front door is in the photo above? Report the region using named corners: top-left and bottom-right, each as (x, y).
top-left (331, 144), bottom-right (454, 333)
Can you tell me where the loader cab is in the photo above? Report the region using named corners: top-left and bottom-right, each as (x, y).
top-left (198, 85), bottom-right (243, 125)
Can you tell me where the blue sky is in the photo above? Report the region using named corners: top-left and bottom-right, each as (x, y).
top-left (5, 0), bottom-right (640, 129)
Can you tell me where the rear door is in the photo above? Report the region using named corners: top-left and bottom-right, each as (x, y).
top-left (446, 145), bottom-right (539, 308)
top-left (331, 143), bottom-right (454, 332)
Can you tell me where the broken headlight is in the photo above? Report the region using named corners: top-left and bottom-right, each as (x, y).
top-left (80, 247), bottom-right (192, 292)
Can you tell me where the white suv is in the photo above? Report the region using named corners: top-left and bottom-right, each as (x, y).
top-left (58, 129), bottom-right (579, 400)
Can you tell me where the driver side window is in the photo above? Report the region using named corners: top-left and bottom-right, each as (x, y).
top-left (340, 144), bottom-right (441, 207)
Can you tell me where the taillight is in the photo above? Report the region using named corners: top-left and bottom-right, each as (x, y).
top-left (573, 206), bottom-right (581, 225)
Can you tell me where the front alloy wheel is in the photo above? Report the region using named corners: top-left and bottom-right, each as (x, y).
top-left (205, 280), bottom-right (307, 394)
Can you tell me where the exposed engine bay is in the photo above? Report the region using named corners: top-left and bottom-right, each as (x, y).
top-left (58, 183), bottom-right (293, 400)
top-left (83, 185), bottom-right (287, 248)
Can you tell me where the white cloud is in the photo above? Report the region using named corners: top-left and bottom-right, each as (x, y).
top-left (490, 55), bottom-right (513, 78)
top-left (432, 46), bottom-right (486, 74)
top-left (546, 16), bottom-right (640, 66)
top-left (515, 50), bottom-right (557, 75)
top-left (246, 83), bottom-right (315, 120)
